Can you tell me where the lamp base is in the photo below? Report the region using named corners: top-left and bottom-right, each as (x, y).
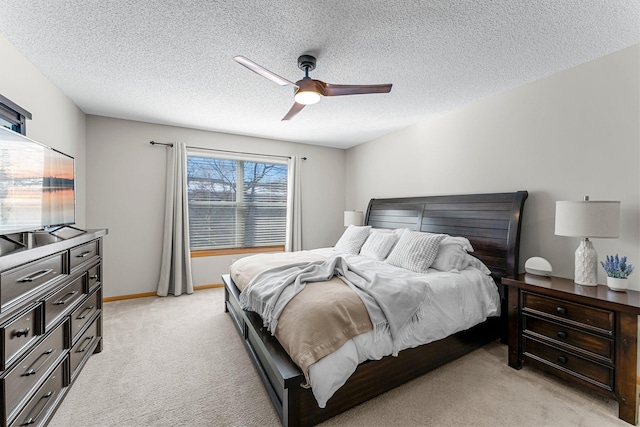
top-left (574, 239), bottom-right (598, 286)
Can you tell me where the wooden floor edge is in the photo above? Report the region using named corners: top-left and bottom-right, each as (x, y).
top-left (103, 283), bottom-right (223, 302)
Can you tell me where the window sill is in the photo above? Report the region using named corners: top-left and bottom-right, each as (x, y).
top-left (191, 246), bottom-right (285, 258)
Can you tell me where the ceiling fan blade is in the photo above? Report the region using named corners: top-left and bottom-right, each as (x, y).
top-left (322, 83), bottom-right (392, 97)
top-left (233, 56), bottom-right (298, 88)
top-left (282, 102), bottom-right (306, 121)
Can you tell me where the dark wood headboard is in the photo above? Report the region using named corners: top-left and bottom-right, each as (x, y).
top-left (365, 191), bottom-right (528, 281)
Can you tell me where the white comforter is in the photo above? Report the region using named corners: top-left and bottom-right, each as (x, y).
top-left (305, 247), bottom-right (501, 408)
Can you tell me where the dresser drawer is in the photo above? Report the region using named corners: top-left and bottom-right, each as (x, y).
top-left (1, 253), bottom-right (66, 313)
top-left (87, 263), bottom-right (101, 290)
top-left (523, 314), bottom-right (614, 363)
top-left (523, 336), bottom-right (614, 391)
top-left (9, 358), bottom-right (66, 427)
top-left (43, 275), bottom-right (86, 331)
top-left (70, 288), bottom-right (100, 342)
top-left (69, 240), bottom-right (99, 271)
top-left (2, 320), bottom-right (66, 422)
top-left (522, 292), bottom-right (614, 334)
top-left (70, 316), bottom-right (100, 379)
top-left (2, 304), bottom-right (41, 371)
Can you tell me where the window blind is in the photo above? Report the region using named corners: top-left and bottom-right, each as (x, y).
top-left (186, 155), bottom-right (288, 250)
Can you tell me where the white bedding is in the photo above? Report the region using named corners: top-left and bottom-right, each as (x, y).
top-left (305, 247), bottom-right (501, 408)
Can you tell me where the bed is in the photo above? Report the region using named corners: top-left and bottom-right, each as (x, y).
top-left (222, 191), bottom-right (528, 426)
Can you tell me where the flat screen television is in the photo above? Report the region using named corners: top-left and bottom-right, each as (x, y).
top-left (0, 126), bottom-right (75, 235)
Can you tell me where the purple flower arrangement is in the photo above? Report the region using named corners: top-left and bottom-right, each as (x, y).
top-left (601, 254), bottom-right (634, 279)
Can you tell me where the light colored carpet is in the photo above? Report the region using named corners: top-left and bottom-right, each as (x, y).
top-left (48, 288), bottom-right (633, 427)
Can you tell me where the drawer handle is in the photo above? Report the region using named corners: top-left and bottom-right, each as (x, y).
top-left (90, 274), bottom-right (99, 281)
top-left (77, 335), bottom-right (95, 353)
top-left (557, 355), bottom-right (568, 364)
top-left (557, 331), bottom-right (568, 339)
top-left (17, 268), bottom-right (54, 283)
top-left (556, 306), bottom-right (567, 315)
top-left (23, 349), bottom-right (55, 376)
top-left (76, 305), bottom-right (95, 320)
top-left (21, 390), bottom-right (54, 426)
top-left (76, 251), bottom-right (93, 258)
top-left (53, 290), bottom-right (79, 305)
top-left (14, 328), bottom-right (31, 338)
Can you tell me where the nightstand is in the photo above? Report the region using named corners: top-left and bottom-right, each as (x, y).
top-left (503, 274), bottom-right (640, 425)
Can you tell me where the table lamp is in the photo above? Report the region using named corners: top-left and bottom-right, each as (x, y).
top-left (555, 196), bottom-right (620, 286)
top-left (344, 210), bottom-right (364, 227)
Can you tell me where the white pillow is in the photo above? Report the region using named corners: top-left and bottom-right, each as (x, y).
top-left (386, 230), bottom-right (446, 273)
top-left (431, 236), bottom-right (474, 272)
top-left (466, 254), bottom-right (492, 275)
top-left (392, 228), bottom-right (408, 235)
top-left (359, 230), bottom-right (398, 260)
top-left (441, 236), bottom-right (473, 252)
top-left (334, 225), bottom-right (371, 254)
top-left (431, 244), bottom-right (469, 272)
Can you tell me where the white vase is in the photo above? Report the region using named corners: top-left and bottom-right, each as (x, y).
top-left (607, 277), bottom-right (628, 291)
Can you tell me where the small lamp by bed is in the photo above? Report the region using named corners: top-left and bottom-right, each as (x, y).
top-left (555, 196), bottom-right (620, 286)
top-left (344, 210), bottom-right (364, 227)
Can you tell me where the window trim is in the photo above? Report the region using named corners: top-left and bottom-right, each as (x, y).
top-left (190, 245), bottom-right (285, 258)
top-left (186, 150), bottom-right (289, 251)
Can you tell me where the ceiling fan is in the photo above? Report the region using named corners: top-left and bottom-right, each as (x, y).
top-left (233, 55), bottom-right (393, 120)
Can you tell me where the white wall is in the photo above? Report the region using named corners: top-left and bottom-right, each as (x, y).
top-left (0, 34), bottom-right (87, 227)
top-left (85, 116), bottom-right (346, 297)
top-left (346, 44), bottom-right (640, 289)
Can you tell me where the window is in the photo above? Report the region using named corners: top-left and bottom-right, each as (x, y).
top-left (187, 154), bottom-right (288, 250)
top-left (0, 94), bottom-right (31, 135)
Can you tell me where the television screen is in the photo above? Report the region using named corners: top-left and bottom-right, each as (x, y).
top-left (0, 127), bottom-right (75, 235)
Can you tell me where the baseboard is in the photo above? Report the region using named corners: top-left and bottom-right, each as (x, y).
top-left (103, 283), bottom-right (223, 302)
top-left (194, 283), bottom-right (224, 290)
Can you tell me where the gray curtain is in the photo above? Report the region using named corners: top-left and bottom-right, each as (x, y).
top-left (157, 142), bottom-right (194, 296)
top-left (285, 155), bottom-right (302, 252)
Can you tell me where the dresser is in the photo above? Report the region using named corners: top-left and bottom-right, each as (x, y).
top-left (0, 229), bottom-right (106, 427)
top-left (503, 274), bottom-right (640, 425)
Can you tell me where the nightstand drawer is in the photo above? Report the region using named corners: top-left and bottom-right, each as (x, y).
top-left (522, 292), bottom-right (614, 334)
top-left (523, 336), bottom-right (614, 391)
top-left (523, 314), bottom-right (614, 363)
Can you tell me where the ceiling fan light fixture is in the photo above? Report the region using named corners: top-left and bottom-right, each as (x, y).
top-left (234, 54), bottom-right (392, 120)
top-left (294, 90), bottom-right (321, 105)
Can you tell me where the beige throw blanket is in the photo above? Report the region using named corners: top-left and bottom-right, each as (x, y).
top-left (230, 252), bottom-right (373, 381)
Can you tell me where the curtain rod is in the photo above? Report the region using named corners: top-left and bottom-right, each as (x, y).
top-left (149, 141), bottom-right (306, 160)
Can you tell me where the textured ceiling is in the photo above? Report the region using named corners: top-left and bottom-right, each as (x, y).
top-left (0, 1), bottom-right (638, 149)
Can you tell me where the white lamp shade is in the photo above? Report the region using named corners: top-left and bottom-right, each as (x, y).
top-left (555, 200), bottom-right (620, 238)
top-left (344, 211), bottom-right (364, 227)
